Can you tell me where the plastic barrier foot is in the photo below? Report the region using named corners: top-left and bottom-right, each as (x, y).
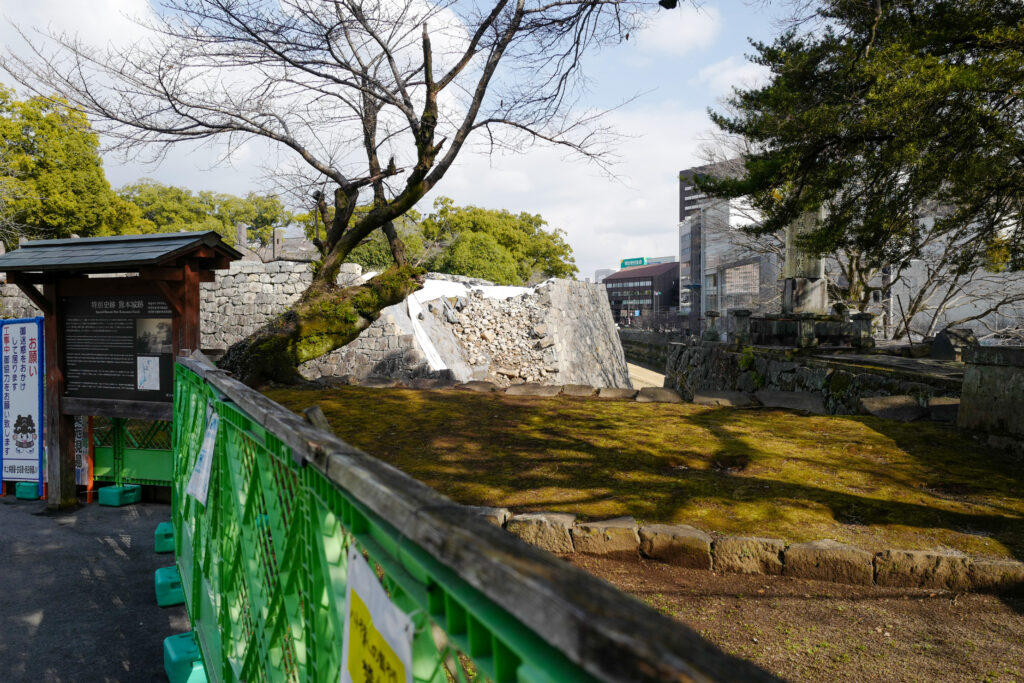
top-left (155, 565), bottom-right (185, 607)
top-left (164, 632), bottom-right (204, 683)
top-left (98, 484), bottom-right (142, 507)
top-left (155, 521), bottom-right (175, 553)
top-left (15, 482), bottom-right (40, 500)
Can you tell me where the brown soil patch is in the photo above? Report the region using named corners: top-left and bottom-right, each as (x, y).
top-left (566, 554), bottom-right (1024, 682)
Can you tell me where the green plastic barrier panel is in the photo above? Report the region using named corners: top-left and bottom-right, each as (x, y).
top-left (171, 357), bottom-right (773, 683)
top-left (94, 417), bottom-right (173, 486)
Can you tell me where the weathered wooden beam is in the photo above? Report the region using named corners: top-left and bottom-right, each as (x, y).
top-left (154, 281), bottom-right (185, 318)
top-left (138, 267), bottom-right (185, 281)
top-left (62, 397), bottom-right (172, 421)
top-left (9, 275), bottom-right (53, 315)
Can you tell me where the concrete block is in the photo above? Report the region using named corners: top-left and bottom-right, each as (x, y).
top-left (357, 377), bottom-right (401, 388)
top-left (462, 505), bottom-right (512, 527)
top-left (874, 549), bottom-right (971, 590)
top-left (784, 539), bottom-right (873, 585)
top-left (456, 381), bottom-right (498, 393)
top-left (692, 390), bottom-right (756, 408)
top-left (754, 390), bottom-right (827, 414)
top-left (506, 513), bottom-right (576, 553)
top-left (597, 387), bottom-right (638, 400)
top-left (859, 395), bottom-right (928, 422)
top-left (561, 384), bottom-right (597, 397)
top-left (570, 517), bottom-right (640, 559)
top-left (713, 536), bottom-right (784, 575)
top-left (504, 383), bottom-right (562, 397)
top-left (639, 524), bottom-right (712, 569)
top-left (635, 387), bottom-right (682, 403)
top-left (969, 558), bottom-right (1024, 593)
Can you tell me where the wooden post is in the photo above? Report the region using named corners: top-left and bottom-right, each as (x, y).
top-left (43, 284), bottom-right (77, 508)
top-left (182, 261), bottom-right (201, 354)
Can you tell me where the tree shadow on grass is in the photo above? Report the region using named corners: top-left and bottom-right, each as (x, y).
top-left (271, 387), bottom-right (1024, 562)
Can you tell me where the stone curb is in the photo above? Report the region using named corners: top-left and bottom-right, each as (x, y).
top-left (352, 377), bottom-right (684, 404)
top-left (497, 514), bottom-right (1024, 594)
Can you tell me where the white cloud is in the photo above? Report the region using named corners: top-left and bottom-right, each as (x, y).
top-left (432, 103), bottom-right (713, 281)
top-left (635, 4), bottom-right (721, 56)
top-left (692, 55), bottom-right (770, 98)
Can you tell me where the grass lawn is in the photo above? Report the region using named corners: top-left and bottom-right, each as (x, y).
top-left (265, 386), bottom-right (1024, 561)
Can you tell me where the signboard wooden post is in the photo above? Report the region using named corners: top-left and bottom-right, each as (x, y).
top-left (0, 232), bottom-right (240, 508)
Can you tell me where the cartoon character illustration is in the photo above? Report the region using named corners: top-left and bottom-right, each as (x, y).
top-left (13, 414), bottom-right (36, 450)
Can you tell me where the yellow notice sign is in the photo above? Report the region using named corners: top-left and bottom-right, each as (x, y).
top-left (341, 546), bottom-right (414, 683)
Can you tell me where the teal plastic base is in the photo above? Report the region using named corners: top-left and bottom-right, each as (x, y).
top-left (164, 632), bottom-right (203, 683)
top-left (186, 661), bottom-right (208, 683)
top-left (155, 521), bottom-right (175, 553)
top-left (155, 565), bottom-right (185, 607)
top-left (15, 482), bottom-right (39, 500)
top-left (98, 484), bottom-right (142, 507)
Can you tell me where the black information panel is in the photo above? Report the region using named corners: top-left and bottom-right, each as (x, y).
top-left (62, 295), bottom-right (174, 402)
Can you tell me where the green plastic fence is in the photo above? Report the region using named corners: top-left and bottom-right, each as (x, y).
top-left (171, 357), bottom-right (774, 683)
top-left (94, 417), bottom-right (173, 486)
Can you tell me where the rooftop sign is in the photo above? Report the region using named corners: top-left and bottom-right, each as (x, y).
top-left (620, 257), bottom-right (647, 268)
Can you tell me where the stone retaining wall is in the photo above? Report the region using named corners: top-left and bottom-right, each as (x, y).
top-left (665, 341), bottom-right (960, 415)
top-left (483, 511), bottom-right (1024, 594)
top-left (0, 260), bottom-right (364, 352)
top-left (958, 346), bottom-right (1024, 438)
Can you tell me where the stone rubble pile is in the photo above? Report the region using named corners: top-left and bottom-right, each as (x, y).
top-left (440, 289), bottom-right (559, 387)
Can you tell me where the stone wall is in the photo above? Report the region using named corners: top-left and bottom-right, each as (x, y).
top-left (618, 329), bottom-right (686, 372)
top-left (0, 261), bottom-right (365, 351)
top-left (959, 346), bottom-right (1024, 437)
top-left (300, 278), bottom-right (631, 388)
top-left (665, 342), bottom-right (960, 414)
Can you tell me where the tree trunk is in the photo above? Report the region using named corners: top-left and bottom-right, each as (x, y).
top-left (219, 264), bottom-right (424, 386)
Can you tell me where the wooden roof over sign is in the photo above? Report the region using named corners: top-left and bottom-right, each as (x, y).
top-left (0, 231), bottom-right (242, 274)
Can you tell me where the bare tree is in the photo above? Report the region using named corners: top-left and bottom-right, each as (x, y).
top-left (2, 0), bottom-right (649, 382)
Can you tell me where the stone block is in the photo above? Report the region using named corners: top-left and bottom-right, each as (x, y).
top-left (927, 396), bottom-right (960, 423)
top-left (874, 549), bottom-right (971, 590)
top-left (571, 517), bottom-right (640, 559)
top-left (357, 377), bottom-right (401, 388)
top-left (597, 387), bottom-right (638, 400)
top-left (506, 513), bottom-right (576, 553)
top-left (859, 395), bottom-right (927, 422)
top-left (754, 390), bottom-right (826, 414)
top-left (639, 524), bottom-right (712, 569)
top-left (635, 387), bottom-right (682, 403)
top-left (456, 381), bottom-right (498, 393)
top-left (784, 539), bottom-right (873, 585)
top-left (969, 558), bottom-right (1024, 593)
top-left (407, 377), bottom-right (456, 390)
top-left (462, 505), bottom-right (512, 527)
top-left (713, 536), bottom-right (784, 575)
top-left (561, 384), bottom-right (596, 397)
top-left (505, 383), bottom-right (562, 397)
top-left (692, 390), bottom-right (756, 408)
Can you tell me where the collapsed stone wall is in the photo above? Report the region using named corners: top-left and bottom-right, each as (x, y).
top-left (665, 342), bottom-right (960, 414)
top-left (300, 278), bottom-right (632, 388)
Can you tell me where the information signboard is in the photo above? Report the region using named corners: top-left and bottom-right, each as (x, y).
top-left (62, 295), bottom-right (174, 403)
top-left (1, 319), bottom-right (44, 483)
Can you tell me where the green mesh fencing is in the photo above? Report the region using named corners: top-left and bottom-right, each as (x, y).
top-left (171, 358), bottom-right (774, 683)
top-left (94, 417), bottom-right (173, 485)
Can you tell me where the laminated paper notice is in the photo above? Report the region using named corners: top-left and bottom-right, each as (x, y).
top-left (341, 545), bottom-right (414, 683)
top-left (185, 402), bottom-right (218, 506)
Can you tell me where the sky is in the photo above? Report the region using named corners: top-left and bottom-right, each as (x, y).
top-left (0, 1), bottom-right (789, 281)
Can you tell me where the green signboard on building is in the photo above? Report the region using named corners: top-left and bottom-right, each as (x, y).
top-left (620, 257), bottom-right (647, 268)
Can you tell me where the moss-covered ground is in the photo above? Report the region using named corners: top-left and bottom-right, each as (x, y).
top-left (265, 386), bottom-right (1024, 560)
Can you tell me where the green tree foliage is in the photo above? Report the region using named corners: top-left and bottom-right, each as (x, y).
top-left (117, 179), bottom-right (292, 245)
top-left (702, 1), bottom-right (1024, 269)
top-left (421, 197), bottom-right (577, 285)
top-left (433, 231), bottom-right (523, 285)
top-left (0, 85), bottom-right (138, 245)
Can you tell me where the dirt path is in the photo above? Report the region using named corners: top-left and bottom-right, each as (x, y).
top-left (566, 554), bottom-right (1024, 682)
top-left (627, 362), bottom-right (665, 388)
